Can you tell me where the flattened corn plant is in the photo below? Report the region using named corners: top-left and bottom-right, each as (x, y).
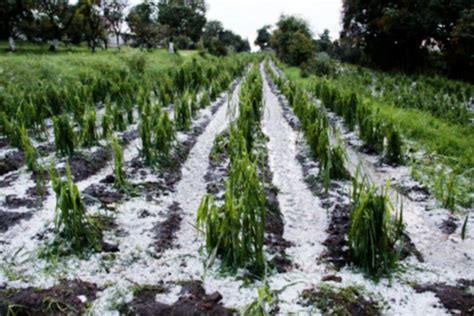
top-left (47, 163), bottom-right (101, 257)
top-left (19, 125), bottom-right (38, 172)
top-left (349, 175), bottom-right (404, 277)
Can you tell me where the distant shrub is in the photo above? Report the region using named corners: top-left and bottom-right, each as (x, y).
top-left (124, 52), bottom-right (147, 74)
top-left (301, 53), bottom-right (336, 77)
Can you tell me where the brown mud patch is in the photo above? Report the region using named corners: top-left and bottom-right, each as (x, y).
top-left (121, 281), bottom-right (233, 316)
top-left (65, 147), bottom-right (112, 182)
top-left (0, 210), bottom-right (33, 233)
top-left (0, 279), bottom-right (98, 316)
top-left (415, 279), bottom-right (474, 315)
top-left (0, 150), bottom-right (25, 176)
top-left (154, 202), bottom-right (183, 253)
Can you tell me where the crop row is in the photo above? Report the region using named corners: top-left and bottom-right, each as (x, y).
top-left (333, 65), bottom-right (473, 125)
top-left (15, 54), bottom-right (252, 258)
top-left (197, 64), bottom-right (269, 276)
top-left (265, 60), bottom-right (405, 278)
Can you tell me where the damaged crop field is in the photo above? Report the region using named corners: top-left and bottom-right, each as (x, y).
top-left (0, 47), bottom-right (473, 316)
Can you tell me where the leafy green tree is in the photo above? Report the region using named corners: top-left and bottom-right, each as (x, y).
top-left (202, 20), bottom-right (250, 56)
top-left (126, 1), bottom-right (160, 49)
top-left (270, 15), bottom-right (315, 66)
top-left (157, 0), bottom-right (206, 47)
top-left (34, 0), bottom-right (78, 51)
top-left (254, 25), bottom-right (271, 51)
top-left (341, 0), bottom-right (473, 80)
top-left (0, 0), bottom-right (32, 51)
top-left (78, 0), bottom-right (106, 52)
top-left (315, 29), bottom-right (332, 54)
top-left (103, 0), bottom-right (128, 49)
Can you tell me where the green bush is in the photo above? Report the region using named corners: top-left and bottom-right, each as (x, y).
top-left (349, 177), bottom-right (403, 277)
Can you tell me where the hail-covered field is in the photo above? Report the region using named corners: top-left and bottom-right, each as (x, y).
top-left (0, 53), bottom-right (473, 315)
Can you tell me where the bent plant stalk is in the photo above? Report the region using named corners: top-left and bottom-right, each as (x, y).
top-left (48, 163), bottom-right (101, 257)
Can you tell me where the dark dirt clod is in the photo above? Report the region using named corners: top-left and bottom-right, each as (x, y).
top-left (4, 194), bottom-right (40, 209)
top-left (0, 210), bottom-right (33, 233)
top-left (0, 138), bottom-right (9, 149)
top-left (393, 183), bottom-right (430, 202)
top-left (65, 147), bottom-right (112, 182)
top-left (0, 172), bottom-right (19, 188)
top-left (4, 183), bottom-right (49, 209)
top-left (0, 279), bottom-right (98, 316)
top-left (121, 281), bottom-right (233, 316)
top-left (322, 275), bottom-right (343, 283)
top-left (83, 184), bottom-right (123, 205)
top-left (121, 129), bottom-right (139, 145)
top-left (415, 280), bottom-right (474, 315)
top-left (0, 150), bottom-right (25, 176)
top-left (37, 143), bottom-right (56, 156)
top-left (154, 202), bottom-right (183, 253)
top-left (440, 216), bottom-right (458, 235)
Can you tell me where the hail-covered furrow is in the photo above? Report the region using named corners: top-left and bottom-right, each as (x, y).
top-left (260, 61), bottom-right (471, 315)
top-left (261, 63), bottom-right (328, 270)
top-left (0, 58), bottom-right (250, 315)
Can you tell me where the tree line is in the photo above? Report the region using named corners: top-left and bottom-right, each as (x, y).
top-left (0, 0), bottom-right (250, 55)
top-left (256, 1), bottom-right (473, 82)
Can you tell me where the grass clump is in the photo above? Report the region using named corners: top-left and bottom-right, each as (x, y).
top-left (174, 95), bottom-right (192, 131)
top-left (300, 284), bottom-right (382, 316)
top-left (19, 125), bottom-right (38, 172)
top-left (111, 137), bottom-right (129, 192)
top-left (81, 107), bottom-right (98, 147)
top-left (349, 176), bottom-right (403, 277)
top-left (47, 163), bottom-right (101, 257)
top-left (154, 112), bottom-right (175, 162)
top-left (53, 115), bottom-right (75, 157)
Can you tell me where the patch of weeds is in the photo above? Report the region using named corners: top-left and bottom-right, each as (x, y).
top-left (300, 284), bottom-right (382, 316)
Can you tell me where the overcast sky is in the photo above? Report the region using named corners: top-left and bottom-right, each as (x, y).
top-left (128, 0), bottom-right (343, 50)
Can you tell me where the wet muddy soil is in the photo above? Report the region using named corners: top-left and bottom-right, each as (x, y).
top-left (0, 150), bottom-right (25, 176)
top-left (0, 279), bottom-right (98, 315)
top-left (415, 279), bottom-right (474, 315)
top-left (154, 202), bottom-right (183, 253)
top-left (65, 147), bottom-right (112, 182)
top-left (0, 210), bottom-right (33, 233)
top-left (121, 281), bottom-right (233, 316)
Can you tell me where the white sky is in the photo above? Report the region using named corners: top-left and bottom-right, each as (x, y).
top-left (127, 0), bottom-right (343, 49)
